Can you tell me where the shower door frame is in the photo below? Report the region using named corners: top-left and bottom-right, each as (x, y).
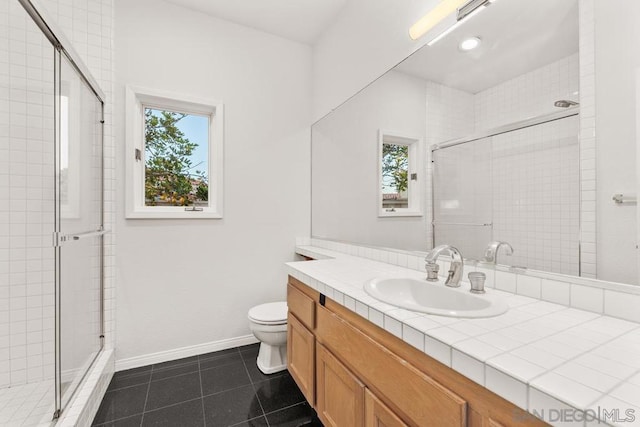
top-left (17, 0), bottom-right (106, 420)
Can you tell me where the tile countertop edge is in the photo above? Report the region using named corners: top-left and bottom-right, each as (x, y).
top-left (287, 245), bottom-right (640, 427)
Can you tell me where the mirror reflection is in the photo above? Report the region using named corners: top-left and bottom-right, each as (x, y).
top-left (311, 0), bottom-right (639, 285)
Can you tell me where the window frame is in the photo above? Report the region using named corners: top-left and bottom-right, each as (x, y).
top-left (125, 86), bottom-right (224, 219)
top-left (378, 130), bottom-right (423, 218)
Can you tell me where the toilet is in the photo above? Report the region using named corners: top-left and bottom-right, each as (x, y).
top-left (248, 301), bottom-right (288, 374)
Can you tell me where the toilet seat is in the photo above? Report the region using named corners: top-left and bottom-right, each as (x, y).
top-left (248, 302), bottom-right (288, 325)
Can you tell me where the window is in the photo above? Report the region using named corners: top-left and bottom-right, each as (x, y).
top-left (378, 130), bottom-right (423, 217)
top-left (125, 87), bottom-right (224, 219)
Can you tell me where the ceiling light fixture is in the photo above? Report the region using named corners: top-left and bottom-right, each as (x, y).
top-left (409, 0), bottom-right (467, 41)
top-left (459, 36), bottom-right (481, 51)
top-left (409, 0), bottom-right (494, 45)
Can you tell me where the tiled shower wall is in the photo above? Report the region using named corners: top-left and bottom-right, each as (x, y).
top-left (474, 53), bottom-right (580, 130)
top-left (0, 0), bottom-right (56, 388)
top-left (0, 0), bottom-right (114, 390)
top-left (491, 116), bottom-right (580, 275)
top-left (429, 53), bottom-right (581, 274)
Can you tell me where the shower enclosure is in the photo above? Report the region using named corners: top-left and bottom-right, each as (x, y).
top-left (0, 0), bottom-right (105, 424)
top-left (432, 109), bottom-right (580, 276)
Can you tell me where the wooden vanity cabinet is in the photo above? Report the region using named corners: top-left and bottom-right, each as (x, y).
top-left (286, 276), bottom-right (547, 427)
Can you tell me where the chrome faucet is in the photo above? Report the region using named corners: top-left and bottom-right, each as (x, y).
top-left (425, 245), bottom-right (464, 288)
top-left (483, 241), bottom-right (514, 265)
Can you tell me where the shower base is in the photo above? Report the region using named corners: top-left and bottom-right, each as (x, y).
top-left (0, 381), bottom-right (55, 427)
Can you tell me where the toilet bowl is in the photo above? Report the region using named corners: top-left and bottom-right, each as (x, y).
top-left (248, 302), bottom-right (288, 374)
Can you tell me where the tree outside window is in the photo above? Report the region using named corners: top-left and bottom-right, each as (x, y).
top-left (144, 108), bottom-right (209, 207)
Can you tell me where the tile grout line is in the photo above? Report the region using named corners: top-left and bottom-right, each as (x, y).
top-left (138, 363), bottom-right (154, 427)
top-left (239, 347), bottom-right (269, 425)
top-left (198, 354), bottom-right (205, 427)
top-left (262, 401), bottom-right (308, 417)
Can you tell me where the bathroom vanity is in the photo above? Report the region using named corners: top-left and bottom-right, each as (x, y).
top-left (286, 245), bottom-right (640, 427)
top-left (287, 276), bottom-right (545, 427)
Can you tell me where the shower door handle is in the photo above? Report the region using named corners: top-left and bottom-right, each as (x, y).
top-left (70, 228), bottom-right (110, 241)
top-left (53, 228), bottom-right (110, 246)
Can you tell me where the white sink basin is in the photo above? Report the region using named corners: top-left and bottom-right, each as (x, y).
top-left (364, 277), bottom-right (508, 318)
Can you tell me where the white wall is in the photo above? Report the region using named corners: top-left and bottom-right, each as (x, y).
top-left (594, 2), bottom-right (639, 285)
top-left (312, 0), bottom-right (438, 121)
top-left (114, 0), bottom-right (311, 363)
top-left (312, 71), bottom-right (428, 251)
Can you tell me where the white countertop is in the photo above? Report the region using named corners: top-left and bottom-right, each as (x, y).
top-left (287, 246), bottom-right (640, 427)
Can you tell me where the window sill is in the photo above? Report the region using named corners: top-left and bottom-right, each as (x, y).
top-left (125, 209), bottom-right (222, 219)
top-left (378, 210), bottom-right (423, 218)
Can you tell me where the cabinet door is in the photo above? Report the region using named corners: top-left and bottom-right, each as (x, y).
top-left (288, 313), bottom-right (315, 404)
top-left (365, 389), bottom-right (409, 427)
top-left (317, 343), bottom-right (365, 427)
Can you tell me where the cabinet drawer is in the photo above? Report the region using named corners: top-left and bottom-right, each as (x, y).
top-left (316, 306), bottom-right (466, 427)
top-left (287, 282), bottom-right (315, 330)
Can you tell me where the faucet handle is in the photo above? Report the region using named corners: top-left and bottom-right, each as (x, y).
top-left (468, 272), bottom-right (486, 294)
top-left (425, 262), bottom-right (439, 281)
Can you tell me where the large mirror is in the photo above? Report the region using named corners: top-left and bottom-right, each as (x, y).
top-left (311, 0), bottom-right (640, 285)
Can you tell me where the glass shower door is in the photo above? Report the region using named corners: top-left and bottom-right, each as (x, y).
top-left (432, 137), bottom-right (493, 260)
top-left (56, 53), bottom-right (104, 410)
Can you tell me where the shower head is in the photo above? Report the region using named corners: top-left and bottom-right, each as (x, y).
top-left (554, 100), bottom-right (579, 108)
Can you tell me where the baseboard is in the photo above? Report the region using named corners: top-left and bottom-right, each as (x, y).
top-left (115, 335), bottom-right (259, 372)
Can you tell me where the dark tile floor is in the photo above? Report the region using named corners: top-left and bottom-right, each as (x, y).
top-left (92, 343), bottom-right (323, 427)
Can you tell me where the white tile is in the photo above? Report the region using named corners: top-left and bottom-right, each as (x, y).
top-left (427, 326), bottom-right (470, 345)
top-left (510, 345), bottom-right (567, 370)
top-left (485, 366), bottom-right (528, 409)
top-left (477, 332), bottom-right (526, 351)
top-left (604, 291), bottom-right (640, 323)
top-left (451, 349), bottom-right (484, 385)
top-left (368, 308), bottom-right (384, 328)
top-left (554, 362), bottom-right (621, 393)
top-left (530, 372), bottom-right (603, 409)
top-left (424, 335), bottom-right (451, 367)
top-left (403, 315), bottom-right (441, 332)
top-left (343, 296), bottom-right (356, 311)
top-left (517, 275), bottom-right (541, 299)
top-left (355, 301), bottom-right (369, 318)
top-left (495, 271), bottom-right (516, 293)
top-left (608, 381), bottom-right (640, 408)
top-left (590, 395), bottom-right (640, 427)
top-left (454, 338), bottom-right (503, 362)
top-left (402, 325), bottom-right (424, 351)
top-left (529, 387), bottom-right (588, 427)
top-left (332, 291), bottom-right (344, 305)
top-left (487, 353), bottom-right (547, 382)
top-left (385, 308), bottom-right (421, 322)
top-left (572, 353), bottom-right (637, 380)
top-left (541, 279), bottom-right (571, 306)
top-left (571, 284), bottom-right (603, 313)
top-left (383, 315), bottom-right (402, 338)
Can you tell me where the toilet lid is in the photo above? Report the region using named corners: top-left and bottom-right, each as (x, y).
top-left (248, 302), bottom-right (288, 324)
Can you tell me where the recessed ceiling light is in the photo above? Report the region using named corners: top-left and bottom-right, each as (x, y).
top-left (459, 37), bottom-right (481, 51)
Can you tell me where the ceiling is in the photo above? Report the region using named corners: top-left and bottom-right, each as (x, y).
top-left (396, 0), bottom-right (579, 93)
top-left (163, 0), bottom-right (348, 45)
